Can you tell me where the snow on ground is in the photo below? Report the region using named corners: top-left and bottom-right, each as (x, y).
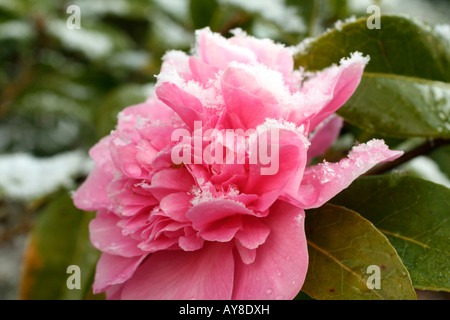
top-left (0, 151), bottom-right (93, 201)
top-left (399, 156), bottom-right (450, 189)
top-left (348, 0), bottom-right (450, 24)
top-left (219, 0), bottom-right (306, 33)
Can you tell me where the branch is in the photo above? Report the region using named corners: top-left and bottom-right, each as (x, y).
top-left (364, 138), bottom-right (450, 176)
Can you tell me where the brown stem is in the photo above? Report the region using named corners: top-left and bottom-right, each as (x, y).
top-left (364, 139), bottom-right (450, 176)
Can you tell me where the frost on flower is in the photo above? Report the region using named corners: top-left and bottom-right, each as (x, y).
top-left (72, 28), bottom-right (403, 300)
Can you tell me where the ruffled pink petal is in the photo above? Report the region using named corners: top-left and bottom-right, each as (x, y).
top-left (109, 135), bottom-right (146, 179)
top-left (138, 236), bottom-right (180, 252)
top-left (197, 28), bottom-right (256, 69)
top-left (72, 167), bottom-right (113, 211)
top-left (232, 201), bottom-right (308, 300)
top-left (89, 211), bottom-right (145, 257)
top-left (147, 168), bottom-right (195, 200)
top-left (117, 99), bottom-right (175, 133)
top-left (117, 211), bottom-right (150, 237)
top-left (235, 216), bottom-right (270, 250)
top-left (149, 145), bottom-right (174, 170)
top-left (93, 253), bottom-right (147, 294)
top-left (186, 199), bottom-right (255, 231)
top-left (244, 128), bottom-right (308, 212)
top-left (189, 57), bottom-right (220, 83)
top-left (140, 215), bottom-right (186, 242)
top-left (160, 192), bottom-right (192, 222)
top-left (89, 136), bottom-right (115, 173)
top-left (235, 240), bottom-right (257, 264)
top-left (307, 114), bottom-right (344, 163)
top-left (121, 242), bottom-right (234, 299)
top-left (210, 162), bottom-right (248, 190)
top-left (221, 67), bottom-right (280, 130)
top-left (134, 140), bottom-right (159, 169)
top-left (178, 226), bottom-right (204, 251)
top-left (108, 179), bottom-right (158, 217)
top-left (156, 83), bottom-right (205, 131)
top-left (186, 199), bottom-right (255, 239)
top-left (304, 53), bottom-right (368, 130)
top-left (283, 139), bottom-right (403, 209)
top-left (197, 216), bottom-right (242, 242)
top-left (137, 124), bottom-right (179, 152)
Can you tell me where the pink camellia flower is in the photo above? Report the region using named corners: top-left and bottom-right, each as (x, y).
top-left (73, 28), bottom-right (403, 300)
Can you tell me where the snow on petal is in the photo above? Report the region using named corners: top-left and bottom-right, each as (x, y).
top-left (282, 139), bottom-right (403, 209)
top-left (229, 28), bottom-right (294, 75)
top-left (221, 65), bottom-right (281, 130)
top-left (196, 27), bottom-right (257, 69)
top-left (304, 52), bottom-right (369, 130)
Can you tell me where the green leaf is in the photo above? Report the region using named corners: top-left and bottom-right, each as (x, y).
top-left (190, 0), bottom-right (218, 30)
top-left (295, 15), bottom-right (450, 81)
top-left (294, 15), bottom-right (450, 138)
top-left (340, 74), bottom-right (450, 138)
top-left (294, 291), bottom-right (314, 300)
top-left (331, 175), bottom-right (450, 292)
top-left (303, 203), bottom-right (416, 300)
top-left (20, 191), bottom-right (101, 300)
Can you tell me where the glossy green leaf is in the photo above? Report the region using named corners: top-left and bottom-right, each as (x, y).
top-left (295, 15), bottom-right (450, 81)
top-left (331, 175), bottom-right (450, 292)
top-left (294, 15), bottom-right (450, 138)
top-left (20, 191), bottom-right (101, 300)
top-left (303, 203), bottom-right (416, 300)
top-left (340, 73), bottom-right (450, 138)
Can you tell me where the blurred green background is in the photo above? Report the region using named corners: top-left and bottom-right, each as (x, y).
top-left (0, 0), bottom-right (449, 300)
